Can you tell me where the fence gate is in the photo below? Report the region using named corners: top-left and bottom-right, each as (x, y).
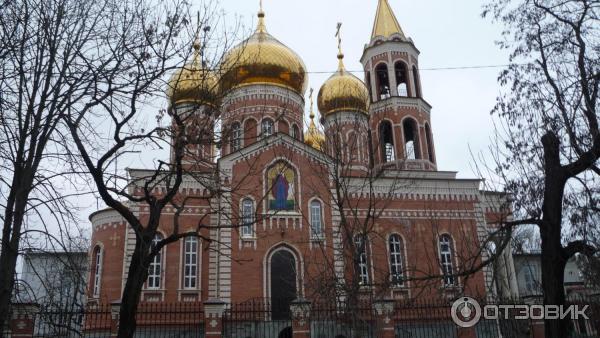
top-left (222, 299), bottom-right (292, 338)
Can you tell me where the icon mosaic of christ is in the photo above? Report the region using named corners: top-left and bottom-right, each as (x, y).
top-left (268, 163), bottom-right (296, 211)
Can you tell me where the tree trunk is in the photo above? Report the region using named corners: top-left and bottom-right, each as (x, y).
top-left (0, 233), bottom-right (20, 333)
top-left (0, 172), bottom-right (31, 332)
top-left (540, 133), bottom-right (568, 338)
top-left (117, 240), bottom-right (149, 338)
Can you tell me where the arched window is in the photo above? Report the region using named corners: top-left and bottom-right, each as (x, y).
top-left (183, 236), bottom-right (198, 289)
top-left (402, 119), bottom-right (421, 160)
top-left (147, 234), bottom-right (163, 289)
top-left (412, 66), bottom-right (421, 98)
top-left (291, 124), bottom-right (300, 140)
top-left (354, 235), bottom-right (370, 285)
top-left (379, 121), bottom-right (395, 162)
top-left (425, 123), bottom-right (434, 163)
top-left (241, 198), bottom-right (254, 237)
top-left (92, 246), bottom-right (103, 297)
top-left (375, 63), bottom-right (390, 100)
top-left (395, 62), bottom-right (409, 97)
top-left (389, 234), bottom-right (405, 286)
top-left (439, 234), bottom-right (457, 286)
top-left (310, 200), bottom-right (323, 237)
top-left (261, 118), bottom-right (274, 138)
top-left (231, 122), bottom-right (241, 151)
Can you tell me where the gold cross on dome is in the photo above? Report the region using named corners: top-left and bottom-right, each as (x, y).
top-left (309, 88), bottom-right (315, 119)
top-left (335, 22), bottom-right (343, 55)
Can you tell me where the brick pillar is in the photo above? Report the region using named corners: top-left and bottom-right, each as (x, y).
top-left (9, 303), bottom-right (39, 338)
top-left (457, 327), bottom-right (477, 338)
top-left (110, 301), bottom-right (120, 338)
top-left (530, 319), bottom-right (545, 338)
top-left (204, 299), bottom-right (227, 338)
top-left (373, 299), bottom-right (395, 338)
top-left (290, 298), bottom-right (311, 338)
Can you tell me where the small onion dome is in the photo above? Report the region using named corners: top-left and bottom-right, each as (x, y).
top-left (304, 109), bottom-right (325, 151)
top-left (167, 40), bottom-right (219, 107)
top-left (317, 53), bottom-right (370, 116)
top-left (219, 10), bottom-right (308, 96)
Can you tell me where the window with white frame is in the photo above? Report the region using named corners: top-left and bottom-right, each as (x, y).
top-left (183, 236), bottom-right (198, 289)
top-left (439, 234), bottom-right (457, 286)
top-left (241, 198), bottom-right (254, 237)
top-left (231, 122), bottom-right (241, 151)
top-left (310, 200), bottom-right (323, 237)
top-left (354, 235), bottom-right (370, 285)
top-left (147, 234), bottom-right (163, 289)
top-left (389, 234), bottom-right (405, 286)
top-left (92, 246), bottom-right (103, 297)
top-left (261, 118), bottom-right (274, 138)
top-left (291, 124), bottom-right (300, 140)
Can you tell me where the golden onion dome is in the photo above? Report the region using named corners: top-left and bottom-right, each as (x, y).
top-left (167, 40), bottom-right (219, 107)
top-left (317, 52), bottom-right (370, 116)
top-left (219, 10), bottom-right (308, 95)
top-left (304, 91), bottom-right (325, 151)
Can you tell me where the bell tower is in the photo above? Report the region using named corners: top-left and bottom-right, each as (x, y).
top-left (361, 0), bottom-right (436, 170)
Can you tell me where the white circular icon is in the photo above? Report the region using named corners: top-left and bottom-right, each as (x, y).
top-left (451, 297), bottom-right (482, 328)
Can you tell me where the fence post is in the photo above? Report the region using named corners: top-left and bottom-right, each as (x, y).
top-left (373, 299), bottom-right (395, 338)
top-left (456, 326), bottom-right (477, 338)
top-left (204, 298), bottom-right (227, 338)
top-left (110, 301), bottom-right (120, 338)
top-left (9, 303), bottom-right (39, 338)
top-left (290, 298), bottom-right (311, 338)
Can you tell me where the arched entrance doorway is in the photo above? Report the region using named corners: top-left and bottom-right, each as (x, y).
top-left (270, 249), bottom-right (297, 320)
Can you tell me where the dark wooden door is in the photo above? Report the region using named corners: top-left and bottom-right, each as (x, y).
top-left (270, 250), bottom-right (297, 320)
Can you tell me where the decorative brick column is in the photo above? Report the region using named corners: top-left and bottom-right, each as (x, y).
top-left (204, 299), bottom-right (227, 338)
top-left (110, 301), bottom-right (120, 338)
top-left (530, 319), bottom-right (545, 338)
top-left (290, 298), bottom-right (311, 338)
top-left (456, 327), bottom-right (477, 338)
top-left (373, 299), bottom-right (395, 338)
top-left (9, 303), bottom-right (39, 338)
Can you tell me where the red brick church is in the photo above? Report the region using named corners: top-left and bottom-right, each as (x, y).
top-left (86, 0), bottom-right (514, 332)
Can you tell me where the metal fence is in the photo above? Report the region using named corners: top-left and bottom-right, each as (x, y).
top-left (30, 303), bottom-right (204, 338)
top-left (7, 297), bottom-right (600, 338)
top-left (222, 298), bottom-right (293, 338)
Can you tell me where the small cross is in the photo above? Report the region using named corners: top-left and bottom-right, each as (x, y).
top-left (110, 233), bottom-right (120, 247)
top-left (259, 0), bottom-right (263, 12)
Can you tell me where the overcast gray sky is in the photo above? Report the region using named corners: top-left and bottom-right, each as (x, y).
top-left (215, 0), bottom-right (509, 178)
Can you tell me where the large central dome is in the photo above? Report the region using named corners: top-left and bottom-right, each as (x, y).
top-left (220, 10), bottom-right (308, 95)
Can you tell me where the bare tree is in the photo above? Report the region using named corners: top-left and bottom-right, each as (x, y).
top-left (0, 0), bottom-right (161, 330)
top-left (59, 1), bottom-right (260, 336)
top-left (483, 0), bottom-right (600, 336)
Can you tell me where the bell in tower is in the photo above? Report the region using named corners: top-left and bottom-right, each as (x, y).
top-left (362, 0), bottom-right (436, 170)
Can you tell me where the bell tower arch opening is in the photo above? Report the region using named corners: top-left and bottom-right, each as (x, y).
top-left (394, 61), bottom-right (409, 97)
top-left (379, 120), bottom-right (395, 163)
top-left (425, 123), bottom-right (435, 163)
top-left (412, 65), bottom-right (421, 98)
top-left (375, 63), bottom-right (390, 100)
top-left (402, 118), bottom-right (421, 160)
